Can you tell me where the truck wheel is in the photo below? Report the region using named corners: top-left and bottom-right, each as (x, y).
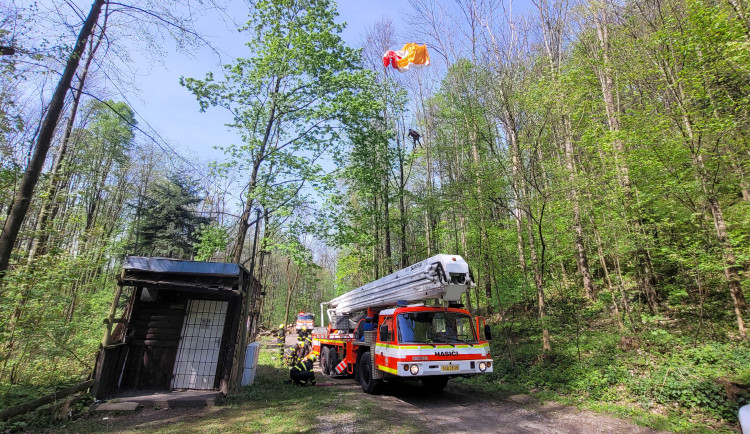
top-left (359, 351), bottom-right (383, 394)
top-left (328, 348), bottom-right (339, 376)
top-left (321, 347), bottom-right (330, 375)
top-left (421, 376), bottom-right (449, 393)
top-left (354, 353), bottom-right (362, 383)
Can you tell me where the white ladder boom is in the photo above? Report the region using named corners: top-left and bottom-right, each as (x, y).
top-left (328, 254), bottom-right (474, 318)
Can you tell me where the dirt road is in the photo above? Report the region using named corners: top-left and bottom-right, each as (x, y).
top-left (315, 367), bottom-right (662, 434)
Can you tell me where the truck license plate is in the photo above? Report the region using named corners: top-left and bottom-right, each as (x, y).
top-left (441, 365), bottom-right (459, 371)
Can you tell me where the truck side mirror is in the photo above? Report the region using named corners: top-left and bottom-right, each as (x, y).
top-left (484, 324), bottom-right (492, 341)
top-left (379, 323), bottom-right (389, 342)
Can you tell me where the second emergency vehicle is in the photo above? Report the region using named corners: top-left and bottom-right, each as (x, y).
top-left (295, 312), bottom-right (315, 334)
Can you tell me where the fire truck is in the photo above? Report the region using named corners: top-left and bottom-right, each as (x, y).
top-left (295, 312), bottom-right (315, 334)
top-left (312, 254), bottom-right (493, 394)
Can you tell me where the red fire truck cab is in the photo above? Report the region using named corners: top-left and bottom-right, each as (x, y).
top-left (313, 303), bottom-right (492, 393)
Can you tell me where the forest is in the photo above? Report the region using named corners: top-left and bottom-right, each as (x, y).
top-left (1, 0), bottom-right (749, 430)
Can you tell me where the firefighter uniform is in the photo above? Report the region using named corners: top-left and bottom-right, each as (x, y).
top-left (286, 342), bottom-right (304, 367)
top-left (301, 334), bottom-right (313, 358)
top-left (289, 354), bottom-right (317, 386)
top-left (276, 324), bottom-right (285, 358)
top-left (284, 345), bottom-right (297, 367)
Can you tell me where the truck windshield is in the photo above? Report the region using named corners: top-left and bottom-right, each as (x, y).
top-left (298, 314), bottom-right (314, 320)
top-left (397, 312), bottom-right (477, 344)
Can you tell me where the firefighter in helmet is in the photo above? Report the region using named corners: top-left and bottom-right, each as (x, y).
top-left (296, 341), bottom-right (305, 364)
top-left (283, 344), bottom-right (296, 367)
top-left (276, 324), bottom-right (286, 359)
top-left (286, 341), bottom-right (303, 367)
top-left (298, 325), bottom-right (308, 342)
top-left (289, 353), bottom-right (317, 386)
top-left (302, 331), bottom-right (313, 358)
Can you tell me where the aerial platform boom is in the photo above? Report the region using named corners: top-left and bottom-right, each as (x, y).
top-left (327, 254), bottom-right (473, 319)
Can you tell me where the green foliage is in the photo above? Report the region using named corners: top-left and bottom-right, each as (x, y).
top-left (84, 100), bottom-right (136, 162)
top-left (182, 0), bottom-right (378, 216)
top-left (129, 173), bottom-right (211, 259)
top-left (1, 99), bottom-right (144, 390)
top-left (195, 223), bottom-right (230, 261)
top-left (0, 250), bottom-right (114, 385)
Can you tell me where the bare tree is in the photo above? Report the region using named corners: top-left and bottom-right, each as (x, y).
top-left (0, 0), bottom-right (106, 276)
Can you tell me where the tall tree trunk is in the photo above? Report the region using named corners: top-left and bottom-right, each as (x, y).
top-left (373, 193), bottom-right (379, 280)
top-left (28, 13), bottom-right (107, 263)
top-left (282, 257), bottom-right (302, 330)
top-left (507, 123), bottom-right (527, 276)
top-left (563, 119), bottom-right (597, 301)
top-left (468, 121), bottom-right (493, 313)
top-left (590, 213), bottom-right (624, 330)
top-left (660, 55), bottom-right (747, 336)
top-left (85, 153), bottom-right (114, 231)
top-left (255, 211), bottom-right (271, 325)
top-left (416, 75), bottom-right (437, 255)
top-left (233, 78), bottom-right (280, 264)
top-left (458, 213), bottom-right (475, 312)
top-left (613, 245), bottom-right (638, 327)
top-left (130, 150), bottom-right (156, 253)
top-left (383, 178), bottom-right (392, 274)
top-left (425, 211), bottom-right (431, 256)
top-left (527, 207), bottom-right (551, 353)
top-left (592, 1), bottom-right (657, 313)
top-left (696, 149), bottom-right (747, 337)
top-left (399, 158), bottom-right (408, 268)
top-left (0, 0), bottom-right (106, 276)
top-left (536, 0), bottom-right (597, 302)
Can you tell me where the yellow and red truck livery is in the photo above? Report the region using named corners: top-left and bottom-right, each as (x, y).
top-left (312, 254), bottom-right (493, 394)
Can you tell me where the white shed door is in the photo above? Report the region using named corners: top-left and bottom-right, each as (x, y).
top-left (171, 299), bottom-right (228, 389)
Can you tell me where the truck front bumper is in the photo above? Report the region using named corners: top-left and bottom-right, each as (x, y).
top-left (393, 359), bottom-right (493, 377)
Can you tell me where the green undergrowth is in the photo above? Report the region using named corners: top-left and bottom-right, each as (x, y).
top-left (0, 380), bottom-right (76, 409)
top-left (0, 379), bottom-right (93, 432)
top-left (474, 305), bottom-right (750, 433)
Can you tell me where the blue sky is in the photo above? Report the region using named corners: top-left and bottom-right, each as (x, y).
top-left (128, 0), bottom-right (408, 165)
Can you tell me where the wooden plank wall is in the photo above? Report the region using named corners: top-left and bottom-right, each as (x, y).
top-left (121, 290), bottom-right (186, 390)
top-left (92, 344), bottom-right (128, 399)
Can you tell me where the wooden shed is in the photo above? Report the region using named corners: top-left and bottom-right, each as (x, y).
top-left (92, 257), bottom-right (262, 399)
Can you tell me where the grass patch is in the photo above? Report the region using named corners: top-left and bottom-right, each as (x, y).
top-left (57, 347), bottom-right (418, 433)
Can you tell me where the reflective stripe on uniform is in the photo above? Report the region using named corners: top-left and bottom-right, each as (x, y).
top-left (293, 364), bottom-right (311, 372)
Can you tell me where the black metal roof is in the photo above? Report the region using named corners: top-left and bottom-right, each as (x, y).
top-left (123, 256), bottom-right (244, 277)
